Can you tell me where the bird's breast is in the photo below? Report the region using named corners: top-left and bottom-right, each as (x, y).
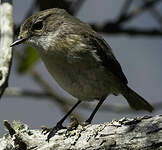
top-left (38, 49), bottom-right (116, 100)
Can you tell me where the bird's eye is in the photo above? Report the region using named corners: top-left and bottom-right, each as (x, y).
top-left (32, 21), bottom-right (43, 30)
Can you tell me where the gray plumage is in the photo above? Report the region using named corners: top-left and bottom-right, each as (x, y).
top-left (13, 8), bottom-right (153, 112)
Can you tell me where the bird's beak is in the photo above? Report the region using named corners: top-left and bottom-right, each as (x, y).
top-left (10, 37), bottom-right (28, 47)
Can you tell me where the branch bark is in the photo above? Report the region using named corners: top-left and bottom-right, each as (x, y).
top-left (0, 1), bottom-right (13, 97)
top-left (0, 115), bottom-right (162, 149)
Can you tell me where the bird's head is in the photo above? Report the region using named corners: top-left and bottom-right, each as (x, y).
top-left (10, 8), bottom-right (68, 50)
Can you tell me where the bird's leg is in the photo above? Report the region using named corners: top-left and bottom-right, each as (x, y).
top-left (83, 96), bottom-right (106, 125)
top-left (46, 100), bottom-right (81, 142)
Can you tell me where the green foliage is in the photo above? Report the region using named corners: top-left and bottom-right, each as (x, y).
top-left (18, 46), bottom-right (39, 73)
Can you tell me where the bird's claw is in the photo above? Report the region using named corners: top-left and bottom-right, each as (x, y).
top-left (67, 116), bottom-right (79, 131)
top-left (41, 126), bottom-right (51, 135)
top-left (80, 121), bottom-right (90, 126)
top-left (46, 124), bottom-right (66, 142)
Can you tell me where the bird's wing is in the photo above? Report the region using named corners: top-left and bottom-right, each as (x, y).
top-left (81, 33), bottom-right (128, 84)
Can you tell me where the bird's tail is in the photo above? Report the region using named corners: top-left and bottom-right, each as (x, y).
top-left (122, 86), bottom-right (154, 112)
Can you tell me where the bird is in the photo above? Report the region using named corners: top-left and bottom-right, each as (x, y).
top-left (10, 8), bottom-right (154, 141)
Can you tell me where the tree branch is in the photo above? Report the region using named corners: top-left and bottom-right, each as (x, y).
top-left (1, 115), bottom-right (162, 149)
top-left (116, 0), bottom-right (161, 24)
top-left (0, 1), bottom-right (13, 97)
top-left (4, 87), bottom-right (162, 113)
top-left (92, 23), bottom-right (162, 36)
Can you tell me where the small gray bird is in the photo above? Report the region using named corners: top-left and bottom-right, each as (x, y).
top-left (11, 8), bottom-right (153, 141)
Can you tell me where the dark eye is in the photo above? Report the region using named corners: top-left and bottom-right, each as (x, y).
top-left (32, 21), bottom-right (43, 30)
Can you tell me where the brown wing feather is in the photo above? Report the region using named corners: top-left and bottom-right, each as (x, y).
top-left (83, 34), bottom-right (128, 84)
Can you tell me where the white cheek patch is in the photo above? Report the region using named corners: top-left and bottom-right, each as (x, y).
top-left (27, 35), bottom-right (52, 51)
top-left (29, 29), bottom-right (61, 51)
top-left (37, 36), bottom-right (51, 50)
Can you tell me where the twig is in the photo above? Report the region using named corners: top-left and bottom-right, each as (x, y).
top-left (4, 87), bottom-right (161, 113)
top-left (4, 87), bottom-right (50, 98)
top-left (150, 8), bottom-right (162, 29)
top-left (118, 0), bottom-right (133, 19)
top-left (116, 0), bottom-right (161, 24)
top-left (92, 23), bottom-right (162, 36)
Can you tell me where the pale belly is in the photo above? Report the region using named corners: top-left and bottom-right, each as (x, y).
top-left (42, 60), bottom-right (119, 101)
top-left (40, 54), bottom-right (118, 101)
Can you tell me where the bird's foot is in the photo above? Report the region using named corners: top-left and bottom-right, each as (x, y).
top-left (67, 116), bottom-right (79, 131)
top-left (41, 126), bottom-right (52, 135)
top-left (80, 120), bottom-right (91, 126)
top-left (42, 123), bottom-right (66, 142)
